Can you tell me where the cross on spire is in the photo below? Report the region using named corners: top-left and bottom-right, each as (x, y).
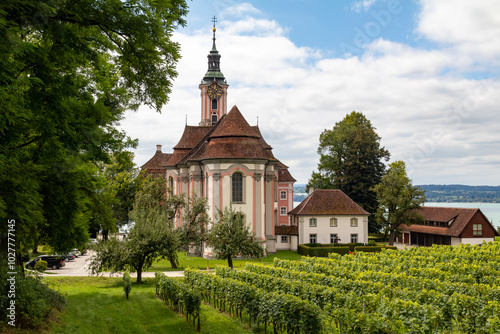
top-left (211, 16), bottom-right (218, 51)
top-left (212, 16), bottom-right (217, 39)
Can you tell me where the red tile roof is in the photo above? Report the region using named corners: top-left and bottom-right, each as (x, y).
top-left (141, 150), bottom-right (172, 170)
top-left (275, 225), bottom-right (298, 235)
top-left (182, 106), bottom-right (276, 162)
top-left (173, 126), bottom-right (212, 150)
top-left (399, 206), bottom-right (492, 237)
top-left (252, 126), bottom-right (272, 150)
top-left (210, 106), bottom-right (260, 139)
top-left (289, 189), bottom-right (370, 216)
top-left (277, 167), bottom-right (296, 183)
top-left (141, 105), bottom-right (293, 181)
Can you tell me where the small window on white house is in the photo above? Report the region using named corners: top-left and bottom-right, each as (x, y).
top-left (281, 236), bottom-right (288, 243)
top-left (473, 224), bottom-right (482, 236)
top-left (351, 234), bottom-right (358, 243)
top-left (280, 191), bottom-right (287, 200)
top-left (309, 234), bottom-right (317, 244)
top-left (280, 207), bottom-right (287, 216)
top-left (309, 218), bottom-right (317, 227)
top-left (330, 218), bottom-right (337, 227)
top-left (350, 218), bottom-right (358, 227)
top-left (330, 233), bottom-right (338, 244)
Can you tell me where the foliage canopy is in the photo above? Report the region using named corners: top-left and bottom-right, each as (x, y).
top-left (372, 161), bottom-right (426, 245)
top-left (308, 111), bottom-right (390, 232)
top-left (207, 206), bottom-right (264, 268)
top-left (0, 0), bottom-right (188, 256)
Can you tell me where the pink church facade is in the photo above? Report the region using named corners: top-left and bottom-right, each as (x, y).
top-left (141, 24), bottom-right (295, 252)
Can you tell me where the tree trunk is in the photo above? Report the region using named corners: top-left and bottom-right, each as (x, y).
top-left (102, 229), bottom-right (109, 241)
top-left (388, 230), bottom-right (396, 246)
top-left (168, 254), bottom-right (178, 269)
top-left (32, 238), bottom-right (40, 254)
top-left (16, 251), bottom-right (25, 277)
top-left (136, 268), bottom-right (142, 283)
top-left (228, 256), bottom-right (233, 269)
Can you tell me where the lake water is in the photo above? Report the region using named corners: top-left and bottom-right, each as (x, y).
top-left (293, 201), bottom-right (500, 229)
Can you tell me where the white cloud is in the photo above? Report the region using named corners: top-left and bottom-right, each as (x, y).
top-left (120, 5), bottom-right (500, 186)
top-left (351, 0), bottom-right (378, 13)
top-left (220, 2), bottom-right (261, 18)
top-left (416, 0), bottom-right (500, 63)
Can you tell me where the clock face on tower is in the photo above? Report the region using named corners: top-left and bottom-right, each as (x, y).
top-left (207, 82), bottom-right (223, 100)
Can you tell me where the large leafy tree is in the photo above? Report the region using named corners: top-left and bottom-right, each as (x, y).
top-left (372, 161), bottom-right (426, 245)
top-left (0, 0), bottom-right (188, 261)
top-left (207, 206), bottom-right (264, 269)
top-left (90, 176), bottom-right (184, 283)
top-left (308, 111), bottom-right (390, 232)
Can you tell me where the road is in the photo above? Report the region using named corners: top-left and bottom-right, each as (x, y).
top-left (39, 251), bottom-right (184, 278)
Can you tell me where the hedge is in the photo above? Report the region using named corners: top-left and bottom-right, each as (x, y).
top-left (354, 246), bottom-right (382, 253)
top-left (298, 244), bottom-right (349, 257)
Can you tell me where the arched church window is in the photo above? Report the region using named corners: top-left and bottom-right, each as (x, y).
top-left (168, 176), bottom-right (174, 197)
top-left (211, 99), bottom-right (218, 110)
top-left (232, 172), bottom-right (243, 203)
top-left (211, 112), bottom-right (218, 125)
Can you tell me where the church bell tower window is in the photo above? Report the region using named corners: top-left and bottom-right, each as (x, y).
top-left (211, 112), bottom-right (218, 125)
top-left (211, 99), bottom-right (218, 110)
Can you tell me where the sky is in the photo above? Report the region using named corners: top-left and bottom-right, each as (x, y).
top-left (119, 0), bottom-right (500, 186)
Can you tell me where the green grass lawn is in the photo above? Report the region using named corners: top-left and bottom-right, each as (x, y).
top-left (149, 250), bottom-right (302, 271)
top-left (10, 276), bottom-right (251, 334)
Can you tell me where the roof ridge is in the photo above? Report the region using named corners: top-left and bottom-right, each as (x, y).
top-left (176, 115), bottom-right (226, 165)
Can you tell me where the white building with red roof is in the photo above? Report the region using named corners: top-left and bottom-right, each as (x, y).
top-left (398, 206), bottom-right (499, 246)
top-left (280, 189), bottom-right (370, 250)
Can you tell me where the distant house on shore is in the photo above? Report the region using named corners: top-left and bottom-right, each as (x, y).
top-left (278, 189), bottom-right (369, 251)
top-left (398, 206), bottom-right (499, 246)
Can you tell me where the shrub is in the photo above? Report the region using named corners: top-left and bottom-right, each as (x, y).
top-left (383, 245), bottom-right (398, 250)
top-left (298, 244), bottom-right (349, 257)
top-left (0, 264), bottom-right (65, 330)
top-left (34, 260), bottom-right (48, 272)
top-left (123, 271), bottom-right (132, 300)
top-left (354, 246), bottom-right (382, 253)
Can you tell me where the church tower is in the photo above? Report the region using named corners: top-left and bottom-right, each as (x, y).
top-left (199, 17), bottom-right (228, 126)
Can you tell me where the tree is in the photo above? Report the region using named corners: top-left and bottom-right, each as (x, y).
top-left (0, 0), bottom-right (188, 266)
top-left (372, 161), bottom-right (426, 245)
top-left (90, 176), bottom-right (184, 283)
top-left (179, 195), bottom-right (210, 256)
top-left (207, 206), bottom-right (264, 268)
top-left (308, 111), bottom-right (390, 232)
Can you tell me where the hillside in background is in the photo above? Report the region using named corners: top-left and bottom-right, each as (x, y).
top-left (419, 184), bottom-right (500, 203)
top-left (293, 184), bottom-right (500, 203)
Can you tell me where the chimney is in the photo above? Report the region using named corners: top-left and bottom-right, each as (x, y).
top-left (156, 144), bottom-right (162, 152)
top-left (308, 187), bottom-right (315, 195)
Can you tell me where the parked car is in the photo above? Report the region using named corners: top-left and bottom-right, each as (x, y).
top-left (64, 254), bottom-right (75, 261)
top-left (71, 249), bottom-right (81, 257)
top-left (25, 255), bottom-right (65, 270)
